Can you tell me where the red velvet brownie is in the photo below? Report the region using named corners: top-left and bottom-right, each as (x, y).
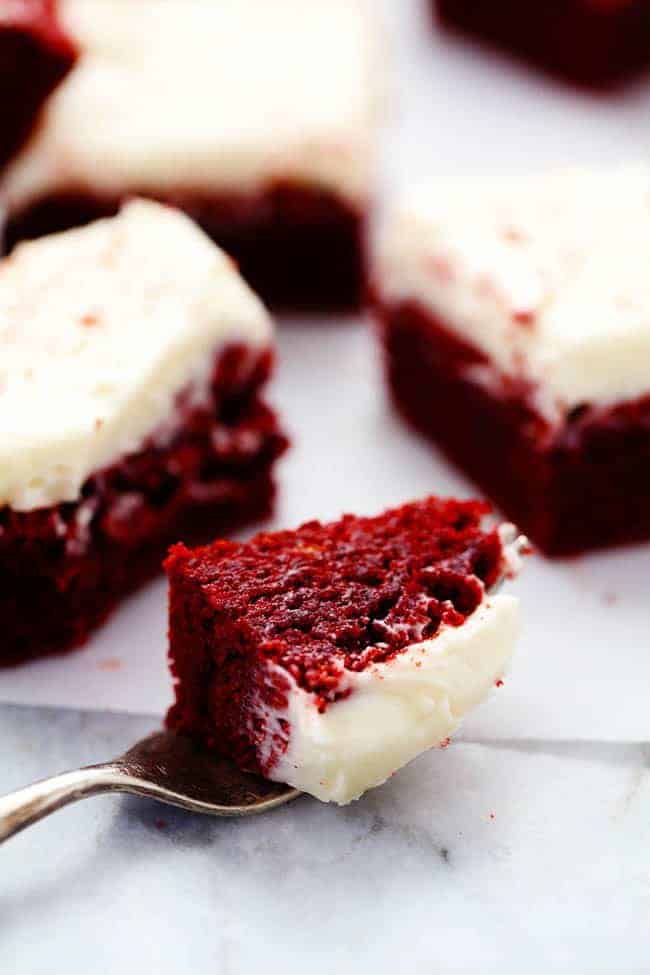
top-left (434, 0), bottom-right (650, 88)
top-left (166, 498), bottom-right (523, 804)
top-left (0, 200), bottom-right (287, 665)
top-left (374, 165), bottom-right (650, 556)
top-left (0, 0), bottom-right (378, 311)
top-left (0, 0), bottom-right (76, 169)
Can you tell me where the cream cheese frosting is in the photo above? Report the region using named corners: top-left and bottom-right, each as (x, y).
top-left (1, 0), bottom-right (378, 214)
top-left (266, 593), bottom-right (519, 804)
top-left (378, 164), bottom-right (650, 419)
top-left (0, 199), bottom-right (272, 511)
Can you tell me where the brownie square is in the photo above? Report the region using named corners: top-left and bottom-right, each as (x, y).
top-left (374, 166), bottom-right (650, 555)
top-left (0, 200), bottom-right (287, 664)
top-left (0, 0), bottom-right (76, 168)
top-left (434, 0), bottom-right (650, 88)
top-left (1, 0), bottom-right (376, 311)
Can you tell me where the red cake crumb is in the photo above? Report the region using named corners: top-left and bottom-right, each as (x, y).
top-left (0, 345), bottom-right (287, 666)
top-left (166, 497), bottom-right (508, 776)
top-left (3, 183), bottom-right (365, 312)
top-left (434, 0), bottom-right (650, 88)
top-left (0, 0), bottom-right (76, 169)
top-left (377, 300), bottom-right (650, 556)
top-left (97, 657), bottom-right (122, 672)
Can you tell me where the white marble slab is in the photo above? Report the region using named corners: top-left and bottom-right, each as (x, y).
top-left (2, 705), bottom-right (650, 973)
top-left (1, 0), bottom-right (650, 741)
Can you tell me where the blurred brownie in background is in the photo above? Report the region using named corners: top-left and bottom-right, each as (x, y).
top-left (373, 165), bottom-right (650, 556)
top-left (1, 0), bottom-right (379, 311)
top-left (0, 0), bottom-right (76, 169)
top-left (434, 0), bottom-right (650, 88)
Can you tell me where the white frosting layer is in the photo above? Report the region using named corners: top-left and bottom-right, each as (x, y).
top-left (378, 165), bottom-right (650, 418)
top-left (267, 593), bottom-right (519, 805)
top-left (0, 199), bottom-right (272, 511)
top-left (2, 0), bottom-right (377, 213)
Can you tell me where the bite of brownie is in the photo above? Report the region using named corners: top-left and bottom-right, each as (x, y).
top-left (166, 498), bottom-right (524, 804)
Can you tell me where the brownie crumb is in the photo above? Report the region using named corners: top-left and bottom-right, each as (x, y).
top-left (97, 657), bottom-right (121, 672)
top-left (80, 312), bottom-right (101, 327)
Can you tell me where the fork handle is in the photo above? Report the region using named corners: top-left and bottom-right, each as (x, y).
top-left (0, 765), bottom-right (124, 843)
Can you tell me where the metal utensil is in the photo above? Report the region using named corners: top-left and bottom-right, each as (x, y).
top-left (0, 730), bottom-right (300, 843)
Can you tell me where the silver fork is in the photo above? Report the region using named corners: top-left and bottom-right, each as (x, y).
top-left (0, 730), bottom-right (300, 843)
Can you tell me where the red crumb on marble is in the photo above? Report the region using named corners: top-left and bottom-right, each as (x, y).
top-left (512, 308), bottom-right (536, 327)
top-left (80, 312), bottom-right (100, 327)
top-left (440, 737), bottom-right (451, 749)
top-left (97, 657), bottom-right (122, 672)
top-left (495, 679), bottom-right (504, 687)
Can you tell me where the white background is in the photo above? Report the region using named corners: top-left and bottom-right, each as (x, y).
top-left (2, 0), bottom-right (650, 741)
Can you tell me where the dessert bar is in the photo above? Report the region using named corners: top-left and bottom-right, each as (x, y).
top-left (1, 0), bottom-right (377, 310)
top-left (374, 166), bottom-right (650, 555)
top-left (0, 200), bottom-right (287, 664)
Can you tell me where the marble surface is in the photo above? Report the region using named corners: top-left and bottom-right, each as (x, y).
top-left (2, 703), bottom-right (650, 973)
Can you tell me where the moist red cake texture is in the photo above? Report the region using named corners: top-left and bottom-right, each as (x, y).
top-left (434, 0), bottom-right (650, 88)
top-left (166, 497), bottom-right (506, 776)
top-left (0, 0), bottom-right (76, 169)
top-left (3, 184), bottom-right (365, 312)
top-left (0, 345), bottom-right (288, 666)
top-left (378, 300), bottom-right (650, 557)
